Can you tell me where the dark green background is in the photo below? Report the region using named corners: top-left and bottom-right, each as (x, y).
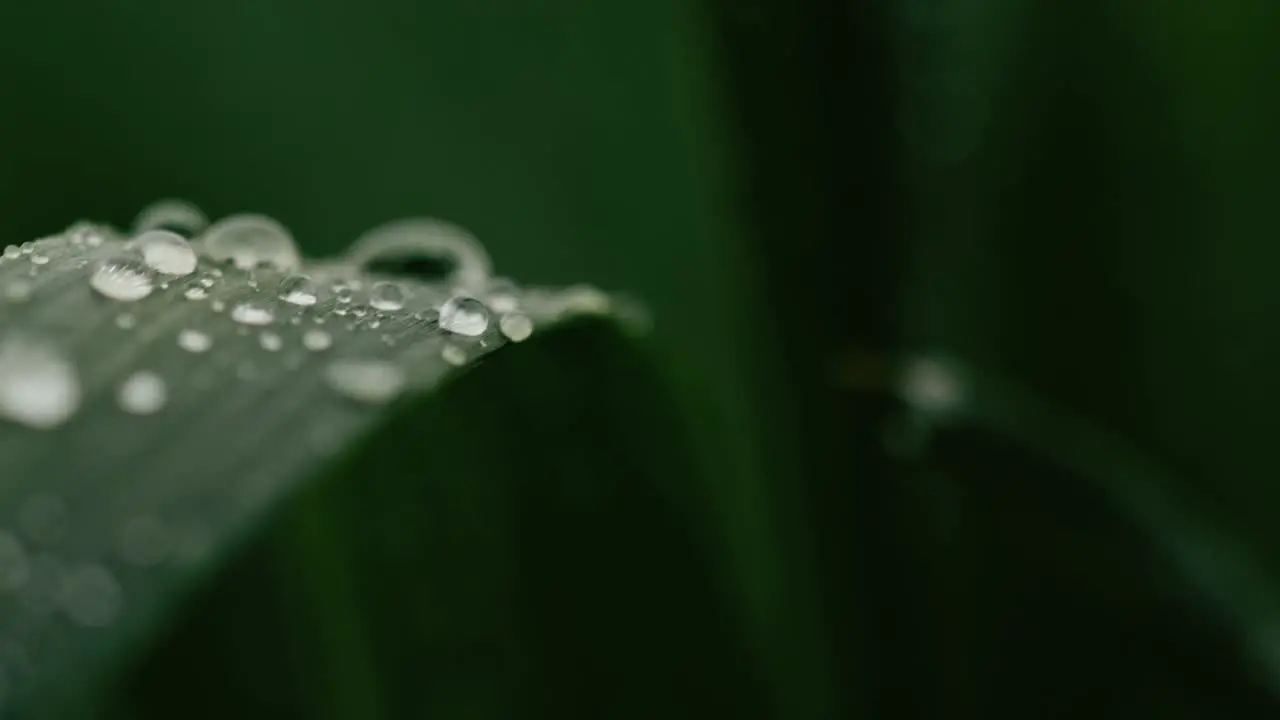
top-left (2, 0), bottom-right (1279, 717)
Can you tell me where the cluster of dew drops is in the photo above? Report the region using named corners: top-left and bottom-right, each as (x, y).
top-left (0, 202), bottom-right (615, 676)
top-left (0, 201), bottom-right (610, 432)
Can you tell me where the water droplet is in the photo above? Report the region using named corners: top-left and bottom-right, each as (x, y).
top-left (183, 286), bottom-right (208, 301)
top-left (61, 563), bottom-right (123, 627)
top-left (90, 255), bottom-right (154, 302)
top-left (5, 280), bottom-right (32, 303)
top-left (230, 302), bottom-right (274, 326)
top-left (66, 222), bottom-right (108, 247)
top-left (302, 329), bottom-right (332, 351)
top-left (115, 313), bottom-right (137, 329)
top-left (2, 246), bottom-right (18, 259)
top-left (351, 306), bottom-right (368, 318)
top-left (259, 332), bottom-right (283, 352)
top-left (369, 281), bottom-right (407, 311)
top-left (347, 218), bottom-right (492, 290)
top-left (118, 370), bottom-right (168, 415)
top-left (499, 313), bottom-right (534, 342)
top-left (441, 344), bottom-right (467, 366)
top-left (198, 275), bottom-right (217, 288)
top-left (29, 253), bottom-right (49, 266)
top-left (133, 199), bottom-right (208, 237)
top-left (324, 359), bottom-right (405, 404)
top-left (438, 296), bottom-right (490, 336)
top-left (177, 328), bottom-right (212, 353)
top-left (127, 229), bottom-right (198, 276)
top-left (201, 214), bottom-right (301, 271)
top-left (0, 336), bottom-right (81, 429)
top-left (210, 299), bottom-right (226, 312)
top-left (332, 281), bottom-right (355, 305)
top-left (278, 274), bottom-right (318, 306)
top-left (0, 532), bottom-right (30, 593)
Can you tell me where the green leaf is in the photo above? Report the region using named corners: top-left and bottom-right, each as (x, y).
top-left (0, 225), bottom-right (632, 717)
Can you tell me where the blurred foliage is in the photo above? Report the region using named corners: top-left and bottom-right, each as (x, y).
top-left (1, 0), bottom-right (1280, 717)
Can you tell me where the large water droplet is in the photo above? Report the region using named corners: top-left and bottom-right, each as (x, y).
top-left (177, 328), bottom-right (212, 353)
top-left (324, 359), bottom-right (405, 404)
top-left (369, 281), bottom-right (406, 311)
top-left (278, 274), bottom-right (318, 306)
top-left (133, 199), bottom-right (209, 237)
top-left (0, 335), bottom-right (81, 429)
top-left (231, 302), bottom-right (275, 326)
top-left (499, 313), bottom-right (534, 342)
top-left (118, 370), bottom-right (168, 415)
top-left (438, 296), bottom-right (490, 336)
top-left (302, 329), bottom-right (332, 351)
top-left (201, 214), bottom-right (301, 271)
top-left (347, 218), bottom-right (492, 290)
top-left (90, 255), bottom-right (154, 302)
top-left (127, 230), bottom-right (198, 276)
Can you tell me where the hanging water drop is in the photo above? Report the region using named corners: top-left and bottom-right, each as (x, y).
top-left (231, 302), bottom-right (274, 326)
top-left (324, 359), bottom-right (405, 404)
top-left (0, 335), bottom-right (81, 429)
top-left (499, 313), bottom-right (534, 342)
top-left (201, 214), bottom-right (301, 271)
top-left (278, 274), bottom-right (318, 306)
top-left (127, 230), bottom-right (198, 276)
top-left (177, 328), bottom-right (212, 353)
top-left (90, 255), bottom-right (154, 302)
top-left (303, 329), bottom-right (332, 351)
top-left (438, 295), bottom-right (490, 336)
top-left (118, 371), bottom-right (168, 415)
top-left (369, 281), bottom-right (407, 311)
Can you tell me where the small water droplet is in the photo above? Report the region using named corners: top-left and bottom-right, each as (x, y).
top-left (5, 280), bottom-right (32, 303)
top-left (324, 359), bottom-right (405, 404)
top-left (115, 313), bottom-right (137, 329)
top-left (302, 329), bottom-right (332, 351)
top-left (127, 229), bottom-right (198, 276)
top-left (438, 296), bottom-right (490, 336)
top-left (210, 299), bottom-right (226, 312)
top-left (201, 214), bottom-right (301, 271)
top-left (61, 563), bottom-right (123, 627)
top-left (0, 336), bottom-right (80, 429)
top-left (259, 332), bottom-right (283, 352)
top-left (278, 274), bottom-right (318, 306)
top-left (2, 246), bottom-right (18, 259)
top-left (183, 286), bottom-right (208, 301)
top-left (177, 328), bottom-right (212, 353)
top-left (231, 302), bottom-right (274, 326)
top-left (29, 253), bottom-right (49, 266)
top-left (198, 275), bottom-right (216, 288)
top-left (369, 281), bottom-right (406, 311)
top-left (350, 306), bottom-right (368, 319)
top-left (133, 199), bottom-right (208, 237)
top-left (118, 370), bottom-right (167, 415)
top-left (90, 255), bottom-right (154, 302)
top-left (441, 344), bottom-right (467, 366)
top-left (332, 281), bottom-right (355, 305)
top-left (0, 532), bottom-right (30, 593)
top-left (499, 313), bottom-right (534, 342)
